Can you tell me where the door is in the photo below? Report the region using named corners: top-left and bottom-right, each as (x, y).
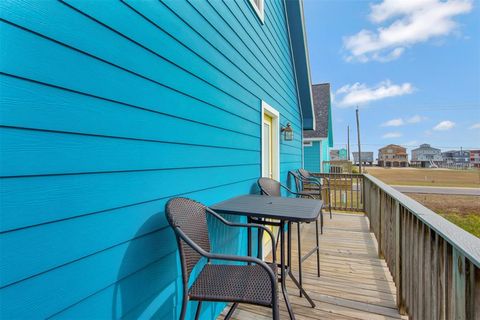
top-left (261, 104), bottom-right (279, 258)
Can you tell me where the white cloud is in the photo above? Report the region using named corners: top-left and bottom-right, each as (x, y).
top-left (381, 115), bottom-right (426, 127)
top-left (335, 80), bottom-right (414, 107)
top-left (344, 0), bottom-right (473, 62)
top-left (381, 118), bottom-right (404, 127)
top-left (407, 115), bottom-right (427, 124)
top-left (382, 132), bottom-right (403, 139)
top-left (469, 122), bottom-right (480, 129)
top-left (433, 120), bottom-right (456, 131)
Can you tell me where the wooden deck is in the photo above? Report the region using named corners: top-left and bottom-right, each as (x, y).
top-left (220, 212), bottom-right (408, 320)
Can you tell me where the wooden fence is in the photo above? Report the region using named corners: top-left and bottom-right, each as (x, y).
top-left (363, 174), bottom-right (480, 320)
top-left (309, 173), bottom-right (364, 212)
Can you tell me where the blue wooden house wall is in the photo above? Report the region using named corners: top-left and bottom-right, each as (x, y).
top-left (322, 139), bottom-right (331, 172)
top-left (303, 139), bottom-right (331, 173)
top-left (0, 0), bottom-right (306, 319)
top-left (303, 141), bottom-right (321, 172)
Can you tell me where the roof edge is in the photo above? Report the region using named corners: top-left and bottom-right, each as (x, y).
top-left (284, 0), bottom-right (315, 130)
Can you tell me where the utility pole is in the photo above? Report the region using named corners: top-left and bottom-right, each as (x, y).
top-left (347, 125), bottom-right (350, 161)
top-left (356, 106), bottom-right (362, 173)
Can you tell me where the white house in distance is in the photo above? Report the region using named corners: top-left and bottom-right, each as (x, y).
top-left (353, 152), bottom-right (374, 166)
top-left (411, 143), bottom-right (443, 167)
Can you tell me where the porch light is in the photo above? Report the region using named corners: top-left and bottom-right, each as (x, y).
top-left (281, 123), bottom-right (294, 141)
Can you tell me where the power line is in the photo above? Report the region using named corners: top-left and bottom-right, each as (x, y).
top-left (334, 143), bottom-right (479, 149)
top-left (339, 104), bottom-right (480, 112)
top-left (383, 107), bottom-right (479, 112)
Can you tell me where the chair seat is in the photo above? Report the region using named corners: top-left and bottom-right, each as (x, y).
top-left (189, 263), bottom-right (277, 307)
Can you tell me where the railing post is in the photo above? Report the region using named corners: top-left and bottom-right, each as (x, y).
top-left (453, 249), bottom-right (466, 319)
top-left (372, 182), bottom-right (375, 232)
top-left (471, 266), bottom-right (480, 320)
top-left (362, 174), bottom-right (366, 212)
top-left (395, 201), bottom-right (406, 314)
top-left (377, 186), bottom-right (382, 258)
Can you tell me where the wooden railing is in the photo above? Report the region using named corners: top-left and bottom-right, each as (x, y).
top-left (309, 173), bottom-right (364, 212)
top-left (321, 160), bottom-right (352, 173)
top-left (363, 174), bottom-right (480, 320)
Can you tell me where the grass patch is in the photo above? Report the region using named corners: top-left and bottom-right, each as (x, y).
top-left (440, 214), bottom-right (480, 238)
top-left (408, 193), bottom-right (480, 238)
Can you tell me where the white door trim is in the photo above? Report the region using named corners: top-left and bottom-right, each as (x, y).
top-left (261, 101), bottom-right (280, 180)
top-left (261, 101), bottom-right (280, 259)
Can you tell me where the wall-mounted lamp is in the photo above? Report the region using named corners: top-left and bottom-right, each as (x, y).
top-left (281, 123), bottom-right (294, 141)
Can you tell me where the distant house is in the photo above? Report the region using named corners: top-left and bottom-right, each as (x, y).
top-left (353, 152), bottom-right (374, 166)
top-left (411, 144), bottom-right (443, 167)
top-left (470, 150), bottom-right (480, 168)
top-left (330, 148), bottom-right (348, 161)
top-left (442, 150), bottom-right (470, 168)
top-left (303, 83), bottom-right (334, 172)
top-left (378, 144), bottom-right (408, 167)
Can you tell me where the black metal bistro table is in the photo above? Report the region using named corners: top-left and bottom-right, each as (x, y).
top-left (211, 194), bottom-right (323, 320)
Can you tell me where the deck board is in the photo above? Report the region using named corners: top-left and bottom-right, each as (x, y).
top-left (219, 212), bottom-right (408, 319)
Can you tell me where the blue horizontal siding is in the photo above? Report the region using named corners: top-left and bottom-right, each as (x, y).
top-left (0, 127), bottom-right (259, 177)
top-left (0, 75), bottom-right (260, 144)
top-left (1, 165), bottom-right (259, 232)
top-left (0, 22), bottom-right (259, 126)
top-left (304, 141), bottom-right (321, 173)
top-left (0, 0), bottom-right (303, 318)
top-left (0, 180), bottom-right (252, 319)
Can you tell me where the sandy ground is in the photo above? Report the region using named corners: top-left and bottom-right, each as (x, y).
top-left (408, 194), bottom-right (480, 216)
top-left (364, 167), bottom-right (480, 188)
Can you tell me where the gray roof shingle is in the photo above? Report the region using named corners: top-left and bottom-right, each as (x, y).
top-left (303, 83), bottom-right (330, 138)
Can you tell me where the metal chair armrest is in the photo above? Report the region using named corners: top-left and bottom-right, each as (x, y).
top-left (206, 207), bottom-right (276, 262)
top-left (306, 176), bottom-right (323, 186)
top-left (280, 184), bottom-right (316, 199)
top-left (300, 193), bottom-right (316, 199)
top-left (174, 227), bottom-right (277, 286)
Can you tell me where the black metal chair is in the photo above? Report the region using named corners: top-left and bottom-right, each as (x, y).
top-left (298, 168), bottom-right (332, 218)
top-left (289, 170), bottom-right (324, 234)
top-left (165, 197), bottom-right (279, 320)
top-left (257, 177), bottom-right (320, 307)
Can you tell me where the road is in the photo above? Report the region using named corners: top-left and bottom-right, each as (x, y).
top-left (392, 185), bottom-right (480, 196)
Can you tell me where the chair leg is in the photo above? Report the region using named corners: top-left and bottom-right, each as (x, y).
top-left (272, 301), bottom-right (280, 320)
top-left (257, 223), bottom-right (263, 259)
top-left (297, 222), bottom-right (302, 297)
top-left (179, 296), bottom-right (188, 320)
top-left (194, 301), bottom-right (202, 320)
top-left (315, 219), bottom-right (320, 277)
top-left (320, 209), bottom-right (324, 234)
top-left (275, 226), bottom-right (281, 254)
top-left (328, 190), bottom-right (332, 219)
top-left (224, 303), bottom-right (238, 320)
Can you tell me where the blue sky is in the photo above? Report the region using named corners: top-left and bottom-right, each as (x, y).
top-left (303, 0), bottom-right (480, 155)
